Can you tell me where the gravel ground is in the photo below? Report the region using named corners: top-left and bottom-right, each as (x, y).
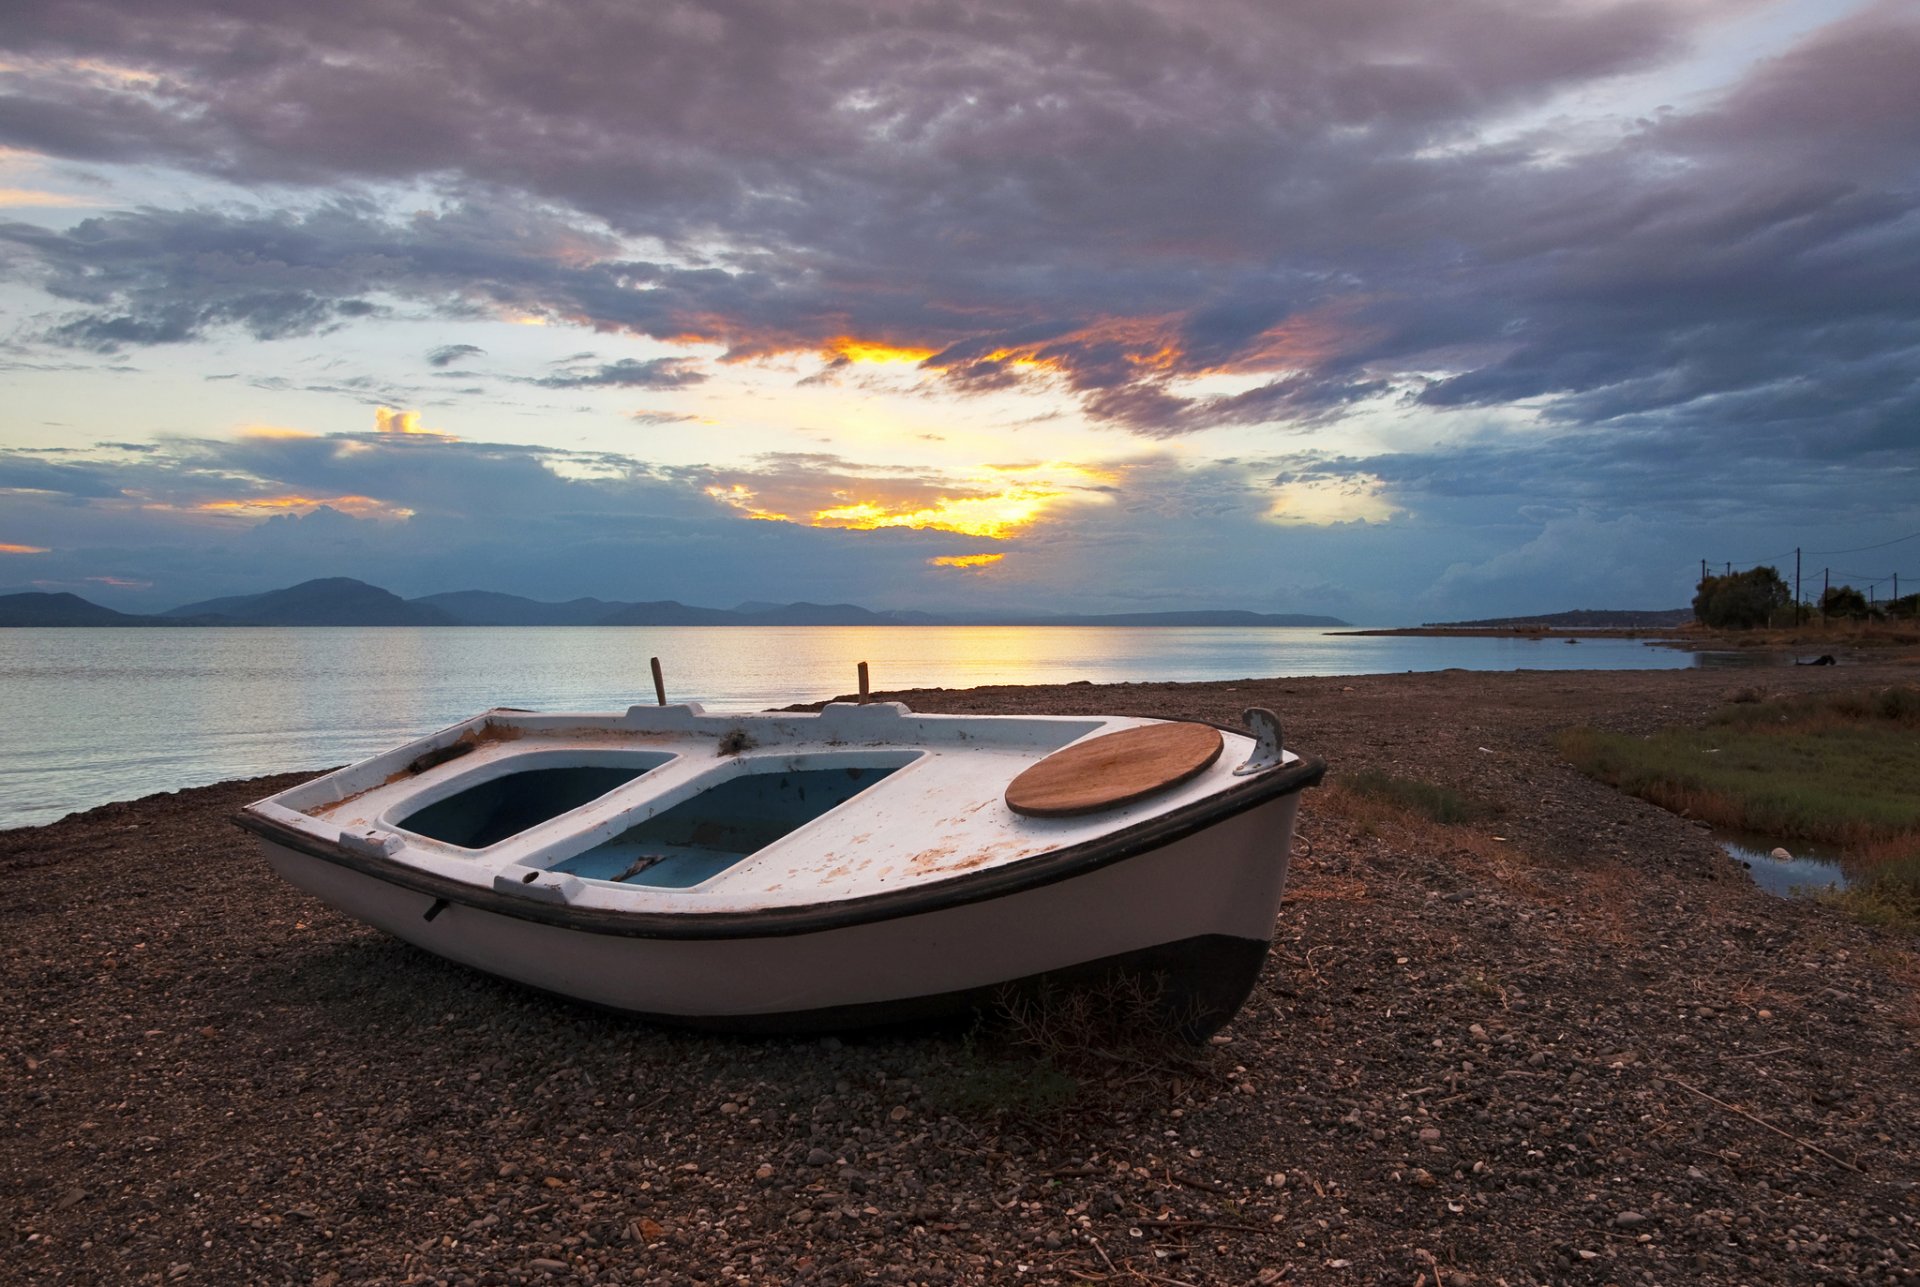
top-left (4, 663), bottom-right (1918, 1286)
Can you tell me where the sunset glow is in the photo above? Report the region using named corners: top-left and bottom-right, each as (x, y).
top-left (194, 495), bottom-right (414, 520)
top-left (1266, 474), bottom-right (1402, 526)
top-left (928, 553), bottom-right (1005, 569)
top-left (0, 542), bottom-right (51, 554)
top-left (827, 338), bottom-right (938, 365)
top-left (0, 188), bottom-right (92, 208)
top-left (809, 464), bottom-right (1111, 539)
top-left (704, 484), bottom-right (792, 522)
top-left (239, 424), bottom-right (320, 440)
top-left (374, 407), bottom-right (455, 439)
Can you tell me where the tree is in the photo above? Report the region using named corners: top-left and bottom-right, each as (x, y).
top-left (1693, 566), bottom-right (1791, 629)
top-left (1886, 593), bottom-right (1919, 621)
top-left (1820, 585), bottom-right (1870, 621)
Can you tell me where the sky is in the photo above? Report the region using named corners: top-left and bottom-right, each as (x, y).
top-left (1, 0), bottom-right (1917, 621)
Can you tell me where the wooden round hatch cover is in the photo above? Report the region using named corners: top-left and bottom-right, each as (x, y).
top-left (1005, 722), bottom-right (1225, 818)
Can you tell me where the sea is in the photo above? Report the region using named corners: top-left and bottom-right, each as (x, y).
top-left (2, 625), bottom-right (1740, 830)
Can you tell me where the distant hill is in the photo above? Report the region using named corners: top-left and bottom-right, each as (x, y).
top-left (0, 591), bottom-right (153, 627)
top-left (589, 600), bottom-right (753, 626)
top-left (1427, 608), bottom-right (1692, 628)
top-left (4, 576), bottom-right (1355, 628)
top-left (165, 577), bottom-right (453, 626)
top-left (415, 590), bottom-right (621, 626)
top-left (735, 601), bottom-right (895, 626)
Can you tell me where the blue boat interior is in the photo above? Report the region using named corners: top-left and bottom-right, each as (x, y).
top-left (553, 764), bottom-right (901, 887)
top-left (397, 758), bottom-right (672, 849)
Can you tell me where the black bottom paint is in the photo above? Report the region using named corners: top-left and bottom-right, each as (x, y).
top-left (402, 932), bottom-right (1273, 1044)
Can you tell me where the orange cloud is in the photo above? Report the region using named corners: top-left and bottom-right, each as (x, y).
top-left (375, 406), bottom-right (456, 439)
top-left (704, 484), bottom-right (792, 522)
top-left (928, 553), bottom-right (1005, 570)
top-left (239, 424), bottom-right (319, 440)
top-left (0, 542), bottom-right (50, 554)
top-left (826, 337), bottom-right (938, 365)
top-left (812, 494), bottom-right (1043, 540)
top-left (87, 575), bottom-right (152, 590)
top-left (709, 462), bottom-right (1112, 540)
top-left (194, 495), bottom-right (414, 520)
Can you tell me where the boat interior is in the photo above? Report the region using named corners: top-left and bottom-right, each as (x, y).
top-left (254, 703), bottom-right (1252, 902)
top-left (550, 762), bottom-right (905, 888)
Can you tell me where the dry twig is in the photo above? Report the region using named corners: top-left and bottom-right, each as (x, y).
top-left (1661, 1073), bottom-right (1864, 1174)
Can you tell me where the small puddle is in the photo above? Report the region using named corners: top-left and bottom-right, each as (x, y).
top-left (1717, 833), bottom-right (1851, 897)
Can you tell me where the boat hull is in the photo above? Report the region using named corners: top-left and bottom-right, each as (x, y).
top-left (255, 790), bottom-right (1302, 1038)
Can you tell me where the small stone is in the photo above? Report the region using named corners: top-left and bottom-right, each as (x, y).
top-left (805, 1147), bottom-right (834, 1167)
top-left (889, 1105), bottom-right (909, 1123)
top-left (719, 1101), bottom-right (742, 1115)
top-left (1409, 1168), bottom-right (1438, 1188)
top-left (1419, 1127), bottom-right (1443, 1143)
top-left (637, 1217), bottom-right (665, 1242)
top-left (754, 1163), bottom-right (775, 1180)
top-left (1614, 1212), bottom-right (1648, 1229)
top-left (498, 1163), bottom-right (521, 1179)
top-left (528, 1259), bottom-right (568, 1273)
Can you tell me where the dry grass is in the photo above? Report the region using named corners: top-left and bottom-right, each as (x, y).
top-left (1670, 620), bottom-right (1920, 650)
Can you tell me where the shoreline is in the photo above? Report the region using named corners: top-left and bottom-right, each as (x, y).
top-left (6, 664), bottom-right (1917, 1285)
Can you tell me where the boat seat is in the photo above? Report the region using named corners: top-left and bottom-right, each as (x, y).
top-left (1005, 722), bottom-right (1223, 818)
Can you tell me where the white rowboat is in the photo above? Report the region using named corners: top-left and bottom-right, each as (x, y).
top-left (235, 698), bottom-right (1324, 1038)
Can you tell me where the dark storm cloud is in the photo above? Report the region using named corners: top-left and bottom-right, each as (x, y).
top-left (3, 0), bottom-right (1918, 468)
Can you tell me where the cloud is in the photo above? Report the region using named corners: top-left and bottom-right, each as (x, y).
top-left (4, 0), bottom-right (1906, 447)
top-left (2, 0), bottom-right (1918, 621)
top-left (536, 356), bottom-right (708, 389)
top-left (427, 343), bottom-right (484, 368)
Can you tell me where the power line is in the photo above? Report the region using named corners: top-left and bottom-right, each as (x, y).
top-left (1806, 529), bottom-right (1920, 557)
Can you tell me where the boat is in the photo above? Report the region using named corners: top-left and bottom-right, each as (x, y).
top-left (234, 688), bottom-right (1324, 1038)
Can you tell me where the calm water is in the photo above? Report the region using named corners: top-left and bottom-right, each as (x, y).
top-left (3, 626), bottom-right (1703, 829)
top-left (1718, 836), bottom-right (1851, 896)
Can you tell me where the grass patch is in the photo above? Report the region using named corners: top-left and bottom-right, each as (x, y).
top-left (1555, 685), bottom-right (1920, 849)
top-left (1819, 857), bottom-right (1920, 933)
top-left (1336, 769), bottom-right (1495, 824)
top-left (1558, 685), bottom-right (1920, 927)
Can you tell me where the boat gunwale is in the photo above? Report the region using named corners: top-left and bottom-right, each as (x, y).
top-left (234, 752), bottom-right (1326, 941)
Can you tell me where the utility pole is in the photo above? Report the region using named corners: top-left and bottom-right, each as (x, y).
top-left (1725, 562), bottom-right (1731, 577)
top-left (1823, 568), bottom-right (1829, 626)
top-left (1795, 547), bottom-right (1802, 625)
top-left (1701, 558), bottom-right (1708, 585)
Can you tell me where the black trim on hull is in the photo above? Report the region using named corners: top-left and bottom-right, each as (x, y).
top-left (235, 755), bottom-right (1324, 942)
top-left (401, 931), bottom-right (1274, 1043)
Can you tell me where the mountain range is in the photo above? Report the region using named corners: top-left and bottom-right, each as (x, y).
top-left (0, 577), bottom-right (1353, 629)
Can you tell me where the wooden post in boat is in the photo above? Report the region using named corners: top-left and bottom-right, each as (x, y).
top-left (650, 656), bottom-right (666, 706)
top-left (857, 661), bottom-right (870, 704)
